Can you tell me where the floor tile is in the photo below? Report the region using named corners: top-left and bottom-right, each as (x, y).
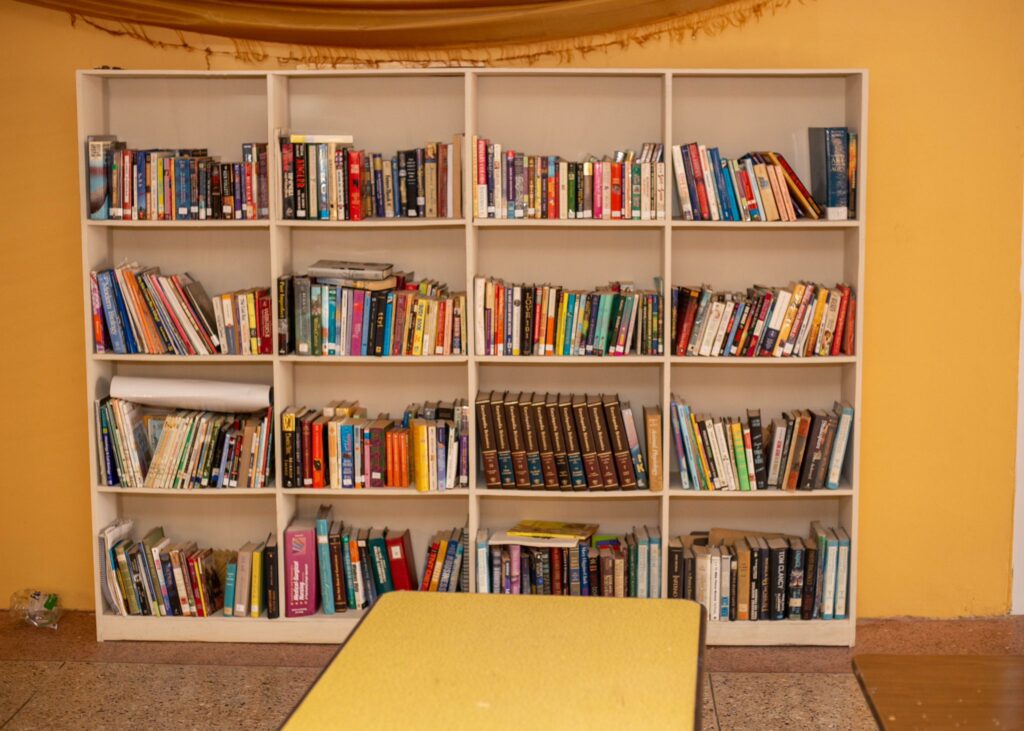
top-left (0, 661), bottom-right (62, 726)
top-left (712, 673), bottom-right (876, 731)
top-left (5, 662), bottom-right (319, 730)
top-left (701, 675), bottom-right (719, 731)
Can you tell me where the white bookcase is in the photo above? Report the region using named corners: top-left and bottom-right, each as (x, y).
top-left (77, 68), bottom-right (865, 646)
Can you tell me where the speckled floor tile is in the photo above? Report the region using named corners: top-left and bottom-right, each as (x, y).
top-left (711, 673), bottom-right (877, 731)
top-left (0, 661), bottom-right (62, 725)
top-left (701, 675), bottom-right (719, 731)
top-left (5, 662), bottom-right (319, 730)
top-left (0, 611), bottom-right (336, 667)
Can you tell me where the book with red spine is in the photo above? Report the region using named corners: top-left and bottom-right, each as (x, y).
top-left (831, 285), bottom-right (851, 356)
top-left (348, 151), bottom-right (362, 221)
top-left (311, 416), bottom-right (326, 488)
top-left (686, 143), bottom-right (712, 220)
top-left (257, 290), bottom-right (273, 354)
top-left (841, 290), bottom-right (856, 355)
top-left (610, 162), bottom-right (623, 219)
top-left (419, 533), bottom-right (441, 591)
top-left (385, 529), bottom-right (418, 591)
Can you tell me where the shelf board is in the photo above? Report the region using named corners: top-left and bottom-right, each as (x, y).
top-left (282, 487), bottom-right (469, 497)
top-left (96, 486), bottom-right (274, 496)
top-left (671, 219), bottom-right (860, 230)
top-left (475, 219), bottom-right (665, 229)
top-left (668, 487), bottom-right (854, 498)
top-left (475, 355), bottom-right (662, 365)
top-left (704, 617), bottom-right (853, 646)
top-left (87, 219), bottom-right (269, 229)
top-left (670, 355), bottom-right (856, 366)
top-left (477, 488), bottom-right (662, 500)
top-left (278, 218), bottom-right (465, 229)
top-left (97, 610), bottom-right (360, 643)
top-left (92, 353), bottom-right (271, 363)
top-left (278, 354), bottom-right (468, 364)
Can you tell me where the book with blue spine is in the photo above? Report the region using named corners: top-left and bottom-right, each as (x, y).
top-left (722, 300), bottom-right (746, 357)
top-left (437, 529), bottom-right (459, 591)
top-left (808, 127), bottom-right (849, 220)
top-left (449, 535), bottom-right (466, 592)
top-left (579, 542), bottom-right (590, 596)
top-left (108, 274), bottom-right (139, 354)
top-left (833, 527), bottom-right (851, 619)
top-left (315, 505), bottom-right (335, 614)
top-left (360, 294), bottom-right (372, 355)
top-left (647, 525), bottom-right (661, 599)
top-left (826, 402), bottom-right (855, 489)
top-left (158, 549), bottom-right (182, 616)
top-left (390, 157), bottom-right (402, 216)
top-left (316, 144), bottom-right (330, 220)
top-left (223, 561), bottom-right (237, 617)
top-left (382, 292), bottom-right (395, 356)
top-left (340, 527), bottom-right (356, 609)
top-left (97, 404), bottom-right (120, 485)
top-left (719, 154), bottom-right (742, 221)
top-left (436, 422), bottom-right (447, 489)
top-left (339, 421), bottom-right (355, 488)
top-left (707, 148), bottom-right (733, 221)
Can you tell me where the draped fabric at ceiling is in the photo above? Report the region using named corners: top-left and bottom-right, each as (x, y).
top-left (15, 0), bottom-right (798, 64)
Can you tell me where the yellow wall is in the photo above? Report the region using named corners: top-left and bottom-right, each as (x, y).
top-left (1, 1), bottom-right (1021, 616)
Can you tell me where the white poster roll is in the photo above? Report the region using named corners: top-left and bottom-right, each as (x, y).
top-left (109, 376), bottom-right (271, 413)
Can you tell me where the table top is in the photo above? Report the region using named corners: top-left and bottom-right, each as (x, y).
top-left (286, 592), bottom-right (706, 730)
top-left (853, 654), bottom-right (1024, 730)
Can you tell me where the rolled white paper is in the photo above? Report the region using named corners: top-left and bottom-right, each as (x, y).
top-left (109, 376), bottom-right (271, 413)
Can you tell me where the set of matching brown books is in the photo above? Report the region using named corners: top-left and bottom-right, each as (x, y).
top-left (476, 392), bottom-right (661, 491)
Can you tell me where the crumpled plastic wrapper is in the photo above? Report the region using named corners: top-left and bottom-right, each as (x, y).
top-left (10, 590), bottom-right (61, 629)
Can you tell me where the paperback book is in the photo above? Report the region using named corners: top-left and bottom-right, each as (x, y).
top-left (472, 139), bottom-right (666, 221)
top-left (281, 398), bottom-right (470, 491)
top-left (667, 522), bottom-right (851, 622)
top-left (668, 396), bottom-right (854, 492)
top-left (474, 276), bottom-right (664, 357)
top-left (86, 136), bottom-right (269, 221)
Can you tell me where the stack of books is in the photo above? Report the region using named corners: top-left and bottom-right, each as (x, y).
top-left (90, 264), bottom-right (271, 356)
top-left (476, 392), bottom-right (660, 491)
top-left (476, 521), bottom-right (662, 598)
top-left (86, 137), bottom-right (268, 221)
top-left (281, 399), bottom-right (470, 491)
top-left (285, 509), bottom-right (468, 616)
top-left (279, 133), bottom-right (463, 220)
top-left (278, 260), bottom-right (466, 357)
top-left (667, 522), bottom-right (851, 621)
top-left (473, 277), bottom-right (664, 357)
top-left (472, 139), bottom-right (666, 220)
top-left (96, 399), bottom-right (273, 489)
top-left (97, 519), bottom-right (278, 618)
top-left (669, 398), bottom-right (854, 491)
top-left (671, 282), bottom-right (855, 358)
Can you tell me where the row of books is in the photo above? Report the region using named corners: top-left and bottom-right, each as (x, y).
top-left (278, 261), bottom-right (467, 357)
top-left (669, 398), bottom-right (854, 492)
top-left (280, 134), bottom-right (463, 220)
top-left (477, 522), bottom-right (662, 598)
top-left (98, 519), bottom-right (279, 618)
top-left (671, 282), bottom-right (855, 358)
top-left (96, 399), bottom-right (273, 490)
top-left (285, 509), bottom-right (468, 616)
top-left (667, 523), bottom-right (850, 621)
top-left (671, 144), bottom-right (816, 222)
top-left (472, 139), bottom-right (667, 220)
top-left (473, 277), bottom-right (665, 357)
top-left (86, 137), bottom-right (269, 221)
top-left (90, 264), bottom-right (271, 356)
top-left (476, 392), bottom-right (660, 491)
top-left (281, 399), bottom-right (470, 490)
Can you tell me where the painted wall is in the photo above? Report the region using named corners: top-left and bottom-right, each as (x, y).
top-left (0, 0), bottom-right (1021, 616)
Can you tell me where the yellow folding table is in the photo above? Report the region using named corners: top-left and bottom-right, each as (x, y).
top-left (286, 592), bottom-right (705, 730)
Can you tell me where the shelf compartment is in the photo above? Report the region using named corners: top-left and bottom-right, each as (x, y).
top-left (92, 354), bottom-right (273, 364)
top-left (704, 617), bottom-right (853, 646)
top-left (475, 355), bottom-right (663, 366)
top-left (96, 486), bottom-right (275, 496)
top-left (96, 611), bottom-right (359, 643)
top-left (669, 356), bottom-right (856, 366)
top-left (667, 486), bottom-right (853, 498)
top-left (278, 219), bottom-right (466, 229)
top-left (283, 487), bottom-right (469, 497)
top-left (477, 488), bottom-right (662, 500)
top-left (87, 220), bottom-right (270, 229)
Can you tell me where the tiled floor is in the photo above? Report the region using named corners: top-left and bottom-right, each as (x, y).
top-left (0, 613), bottom-right (1020, 729)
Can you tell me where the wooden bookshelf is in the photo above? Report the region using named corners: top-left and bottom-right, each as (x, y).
top-left (78, 68), bottom-right (865, 646)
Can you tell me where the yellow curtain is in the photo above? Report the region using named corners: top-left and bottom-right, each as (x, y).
top-left (17, 0), bottom-right (795, 58)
